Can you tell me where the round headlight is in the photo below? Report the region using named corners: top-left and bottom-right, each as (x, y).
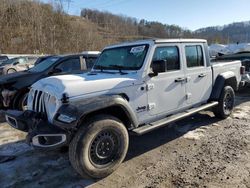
top-left (47, 96), bottom-right (57, 115)
top-left (27, 89), bottom-right (35, 109)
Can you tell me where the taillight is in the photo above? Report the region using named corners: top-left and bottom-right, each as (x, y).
top-left (240, 66), bottom-right (246, 75)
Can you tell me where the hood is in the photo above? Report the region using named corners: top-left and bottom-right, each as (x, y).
top-left (0, 71), bottom-right (39, 88)
top-left (0, 71), bottom-right (28, 83)
top-left (32, 72), bottom-right (140, 99)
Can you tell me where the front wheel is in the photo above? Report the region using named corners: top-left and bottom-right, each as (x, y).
top-left (213, 86), bottom-right (235, 118)
top-left (69, 115), bottom-right (129, 179)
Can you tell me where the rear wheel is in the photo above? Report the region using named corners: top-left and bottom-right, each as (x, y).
top-left (69, 115), bottom-right (129, 179)
top-left (213, 86), bottom-right (235, 118)
top-left (7, 68), bottom-right (16, 74)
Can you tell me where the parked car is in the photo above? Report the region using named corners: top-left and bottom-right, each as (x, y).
top-left (0, 56), bottom-right (39, 75)
top-left (0, 52), bottom-right (100, 110)
top-left (5, 39), bottom-right (243, 179)
top-left (214, 52), bottom-right (250, 84)
top-left (0, 56), bottom-right (9, 65)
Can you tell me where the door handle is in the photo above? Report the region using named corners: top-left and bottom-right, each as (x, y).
top-left (175, 77), bottom-right (186, 82)
top-left (198, 73), bottom-right (206, 78)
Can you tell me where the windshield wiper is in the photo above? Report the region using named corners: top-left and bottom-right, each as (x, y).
top-left (109, 65), bottom-right (128, 75)
top-left (94, 65), bottom-right (108, 72)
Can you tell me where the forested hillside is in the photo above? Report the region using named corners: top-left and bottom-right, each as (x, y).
top-left (80, 8), bottom-right (192, 40)
top-left (0, 0), bottom-right (249, 54)
top-left (194, 21), bottom-right (250, 44)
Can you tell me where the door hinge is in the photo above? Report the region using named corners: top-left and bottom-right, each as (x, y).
top-left (147, 103), bottom-right (156, 110)
top-left (146, 83), bottom-right (155, 91)
top-left (186, 76), bottom-right (191, 82)
top-left (186, 93), bottom-right (192, 99)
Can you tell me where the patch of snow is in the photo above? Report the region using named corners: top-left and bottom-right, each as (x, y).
top-left (183, 129), bottom-right (206, 140)
top-left (0, 141), bottom-right (32, 155)
top-left (232, 106), bottom-right (250, 119)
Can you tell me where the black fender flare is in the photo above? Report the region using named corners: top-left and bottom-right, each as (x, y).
top-left (210, 72), bottom-right (237, 101)
top-left (54, 95), bottom-right (139, 130)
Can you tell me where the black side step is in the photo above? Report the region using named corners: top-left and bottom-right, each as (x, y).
top-left (132, 101), bottom-right (218, 135)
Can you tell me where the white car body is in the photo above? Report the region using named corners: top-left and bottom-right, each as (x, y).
top-left (28, 39), bottom-right (242, 125)
top-left (5, 39), bottom-right (244, 178)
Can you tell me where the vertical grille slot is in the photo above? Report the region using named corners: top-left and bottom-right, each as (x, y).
top-left (36, 91), bottom-right (42, 112)
top-left (32, 90), bottom-right (38, 111)
top-left (31, 89), bottom-right (52, 117)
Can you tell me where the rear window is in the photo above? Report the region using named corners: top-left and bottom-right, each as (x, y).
top-left (185, 45), bottom-right (204, 68)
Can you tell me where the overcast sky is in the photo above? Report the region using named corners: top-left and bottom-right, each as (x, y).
top-left (42, 0), bottom-right (250, 31)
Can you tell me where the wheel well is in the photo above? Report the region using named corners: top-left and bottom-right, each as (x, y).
top-left (7, 68), bottom-right (16, 72)
top-left (12, 89), bottom-right (29, 109)
top-left (79, 106), bottom-right (134, 130)
top-left (225, 77), bottom-right (237, 91)
top-left (210, 76), bottom-right (238, 101)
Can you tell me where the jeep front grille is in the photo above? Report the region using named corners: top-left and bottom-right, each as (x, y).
top-left (32, 90), bottom-right (50, 114)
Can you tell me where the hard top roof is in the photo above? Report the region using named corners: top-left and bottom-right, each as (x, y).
top-left (105, 38), bottom-right (207, 49)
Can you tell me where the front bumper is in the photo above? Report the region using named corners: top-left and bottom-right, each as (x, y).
top-left (5, 110), bottom-right (71, 149)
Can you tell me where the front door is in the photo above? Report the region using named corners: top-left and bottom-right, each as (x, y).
top-left (183, 44), bottom-right (212, 105)
top-left (147, 44), bottom-right (186, 116)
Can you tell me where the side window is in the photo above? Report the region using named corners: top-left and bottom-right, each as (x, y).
top-left (56, 58), bottom-right (81, 72)
top-left (85, 57), bottom-right (97, 69)
top-left (185, 45), bottom-right (204, 68)
top-left (152, 46), bottom-right (180, 72)
top-left (18, 58), bottom-right (26, 64)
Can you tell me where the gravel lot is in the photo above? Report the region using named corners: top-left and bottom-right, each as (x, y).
top-left (0, 88), bottom-right (250, 188)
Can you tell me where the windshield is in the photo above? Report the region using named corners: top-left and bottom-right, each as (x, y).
top-left (29, 57), bottom-right (60, 72)
top-left (94, 44), bottom-right (149, 70)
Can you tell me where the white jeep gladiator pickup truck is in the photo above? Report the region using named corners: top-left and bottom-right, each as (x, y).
top-left (6, 39), bottom-right (244, 178)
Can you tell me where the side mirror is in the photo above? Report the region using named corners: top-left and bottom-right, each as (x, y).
top-left (49, 68), bottom-right (62, 75)
top-left (149, 60), bottom-right (166, 77)
top-left (13, 62), bottom-right (19, 65)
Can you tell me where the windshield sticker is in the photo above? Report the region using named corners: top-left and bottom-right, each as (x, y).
top-left (130, 45), bottom-right (146, 54)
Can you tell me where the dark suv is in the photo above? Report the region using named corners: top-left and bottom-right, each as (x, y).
top-left (0, 52), bottom-right (100, 110)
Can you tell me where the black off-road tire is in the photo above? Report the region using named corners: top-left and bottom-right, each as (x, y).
top-left (213, 86), bottom-right (235, 119)
top-left (69, 114), bottom-right (129, 179)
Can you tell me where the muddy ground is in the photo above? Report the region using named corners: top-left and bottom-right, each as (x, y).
top-left (0, 88), bottom-right (250, 188)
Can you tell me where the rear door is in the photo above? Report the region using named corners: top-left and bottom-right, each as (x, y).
top-left (183, 43), bottom-right (212, 105)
